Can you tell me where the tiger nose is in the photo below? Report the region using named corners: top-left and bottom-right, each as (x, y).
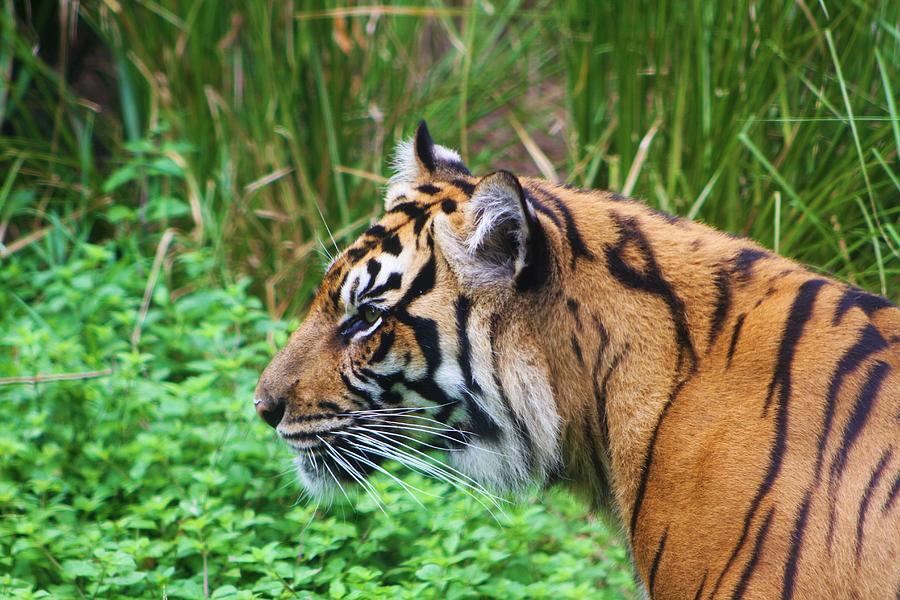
top-left (254, 389), bottom-right (286, 429)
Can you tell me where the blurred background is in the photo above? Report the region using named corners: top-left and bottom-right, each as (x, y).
top-left (1, 1), bottom-right (897, 598)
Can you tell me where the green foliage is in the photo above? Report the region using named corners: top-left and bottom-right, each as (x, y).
top-left (558, 0), bottom-right (899, 296)
top-left (0, 238), bottom-right (633, 598)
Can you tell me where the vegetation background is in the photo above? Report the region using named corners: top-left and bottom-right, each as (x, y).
top-left (1, 0), bottom-right (897, 598)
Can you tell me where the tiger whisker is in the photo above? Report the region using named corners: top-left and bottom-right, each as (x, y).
top-left (360, 415), bottom-right (477, 437)
top-left (341, 402), bottom-right (455, 415)
top-left (350, 426), bottom-right (508, 507)
top-left (345, 431), bottom-right (507, 520)
top-left (339, 445), bottom-right (434, 506)
top-left (360, 419), bottom-right (508, 458)
top-left (315, 438), bottom-right (354, 507)
top-left (319, 436), bottom-right (387, 516)
top-left (345, 425), bottom-right (461, 453)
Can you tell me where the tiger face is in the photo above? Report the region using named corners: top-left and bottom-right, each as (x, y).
top-left (254, 122), bottom-right (562, 498)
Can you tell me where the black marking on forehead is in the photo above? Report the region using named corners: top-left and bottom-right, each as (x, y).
top-left (451, 178), bottom-right (475, 196)
top-left (398, 255), bottom-right (437, 307)
top-left (381, 233), bottom-right (403, 255)
top-left (346, 246), bottom-right (369, 262)
top-left (363, 272), bottom-right (403, 300)
top-left (365, 224), bottom-right (388, 238)
top-left (388, 201), bottom-right (432, 236)
top-left (417, 183), bottom-right (441, 195)
top-left (388, 201), bottom-right (427, 219)
top-left (355, 259), bottom-right (382, 300)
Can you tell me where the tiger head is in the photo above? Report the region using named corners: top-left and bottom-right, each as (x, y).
top-left (254, 122), bottom-right (563, 498)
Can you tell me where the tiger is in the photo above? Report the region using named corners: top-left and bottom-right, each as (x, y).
top-left (254, 122), bottom-right (900, 599)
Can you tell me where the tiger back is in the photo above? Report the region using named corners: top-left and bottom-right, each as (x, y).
top-left (255, 122), bottom-right (900, 599)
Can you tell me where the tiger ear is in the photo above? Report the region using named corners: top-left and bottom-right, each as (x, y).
top-left (439, 170), bottom-right (548, 289)
top-left (387, 121), bottom-right (469, 206)
top-left (413, 120), bottom-right (437, 174)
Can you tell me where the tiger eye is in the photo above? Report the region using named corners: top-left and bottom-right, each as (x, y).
top-left (362, 305), bottom-right (381, 325)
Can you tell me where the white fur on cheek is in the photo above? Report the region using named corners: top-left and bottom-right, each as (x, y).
top-left (448, 304), bottom-right (561, 492)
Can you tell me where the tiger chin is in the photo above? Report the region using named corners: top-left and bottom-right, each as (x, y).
top-left (255, 121), bottom-right (899, 599)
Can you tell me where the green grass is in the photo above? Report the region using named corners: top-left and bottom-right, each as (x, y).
top-left (0, 0), bottom-right (898, 598)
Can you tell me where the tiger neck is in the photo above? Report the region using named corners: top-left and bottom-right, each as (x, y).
top-left (532, 190), bottom-right (770, 530)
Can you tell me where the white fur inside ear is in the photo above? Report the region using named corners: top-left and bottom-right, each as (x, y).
top-left (445, 175), bottom-right (528, 286)
top-left (468, 178), bottom-right (527, 257)
top-left (433, 144), bottom-right (462, 165)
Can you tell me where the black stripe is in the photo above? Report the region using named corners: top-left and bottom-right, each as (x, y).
top-left (369, 329), bottom-right (395, 364)
top-left (571, 334), bottom-right (584, 366)
top-left (855, 447), bottom-right (893, 562)
top-left (365, 224), bottom-right (388, 238)
top-left (398, 255), bottom-right (436, 307)
top-left (381, 232), bottom-right (403, 256)
top-left (456, 295), bottom-right (501, 442)
top-left (828, 360), bottom-right (890, 491)
top-left (763, 279), bottom-right (827, 416)
top-left (364, 272), bottom-right (402, 300)
top-left (407, 314), bottom-right (441, 375)
top-left (816, 324), bottom-right (887, 479)
top-left (833, 286), bottom-right (893, 325)
top-left (582, 410), bottom-right (608, 497)
top-left (566, 297), bottom-right (581, 325)
top-left (782, 490), bottom-right (812, 600)
top-left (490, 313), bottom-right (535, 473)
top-left (388, 201), bottom-right (428, 219)
top-left (826, 359), bottom-right (891, 550)
top-left (648, 527), bottom-right (669, 596)
top-left (356, 259), bottom-right (383, 299)
top-left (629, 376), bottom-right (689, 538)
top-left (451, 178), bottom-right (475, 196)
top-left (417, 183), bottom-right (441, 195)
top-left (730, 507), bottom-right (776, 600)
top-left (339, 372), bottom-right (371, 404)
top-left (692, 573), bottom-right (708, 600)
top-left (726, 313), bottom-right (746, 368)
top-left (523, 190), bottom-right (563, 228)
top-left (883, 471), bottom-right (900, 514)
top-left (348, 276), bottom-right (360, 305)
top-left (732, 248), bottom-right (768, 283)
top-left (455, 295), bottom-right (478, 391)
top-left (710, 280), bottom-right (826, 598)
top-left (708, 264), bottom-right (732, 350)
top-left (784, 322), bottom-right (890, 576)
top-left (346, 246), bottom-right (369, 261)
top-left (527, 183), bottom-right (595, 268)
top-left (606, 213), bottom-right (696, 375)
top-left (594, 345), bottom-right (626, 456)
